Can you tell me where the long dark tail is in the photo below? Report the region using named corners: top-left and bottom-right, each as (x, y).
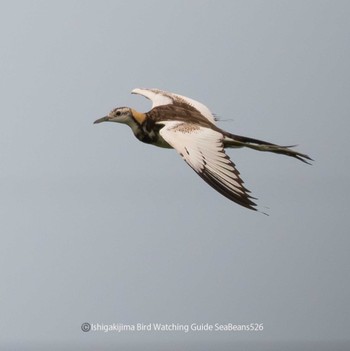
top-left (223, 132), bottom-right (313, 164)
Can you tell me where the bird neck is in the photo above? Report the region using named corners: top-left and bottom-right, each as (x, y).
top-left (124, 109), bottom-right (146, 136)
top-left (131, 109), bottom-right (146, 125)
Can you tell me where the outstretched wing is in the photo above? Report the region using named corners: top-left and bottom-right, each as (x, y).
top-left (159, 121), bottom-right (258, 211)
top-left (132, 88), bottom-right (217, 125)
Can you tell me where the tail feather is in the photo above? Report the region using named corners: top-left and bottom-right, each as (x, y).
top-left (224, 133), bottom-right (313, 164)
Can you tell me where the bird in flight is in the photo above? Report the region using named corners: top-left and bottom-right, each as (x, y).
top-left (94, 88), bottom-right (312, 212)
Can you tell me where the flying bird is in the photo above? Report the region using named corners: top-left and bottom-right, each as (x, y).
top-left (94, 88), bottom-right (312, 212)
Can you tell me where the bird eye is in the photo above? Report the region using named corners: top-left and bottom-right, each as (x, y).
top-left (116, 111), bottom-right (121, 116)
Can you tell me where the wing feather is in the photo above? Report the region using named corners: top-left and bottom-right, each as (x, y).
top-left (159, 121), bottom-right (257, 210)
top-left (132, 88), bottom-right (217, 124)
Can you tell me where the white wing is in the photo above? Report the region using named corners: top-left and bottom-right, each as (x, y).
top-left (132, 88), bottom-right (217, 125)
top-left (159, 121), bottom-right (257, 210)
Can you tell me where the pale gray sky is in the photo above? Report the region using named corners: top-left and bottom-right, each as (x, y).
top-left (1, 1), bottom-right (349, 350)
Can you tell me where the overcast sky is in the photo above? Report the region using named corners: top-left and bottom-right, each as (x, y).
top-left (1, 1), bottom-right (349, 350)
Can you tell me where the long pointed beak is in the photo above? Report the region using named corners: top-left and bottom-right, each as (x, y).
top-left (93, 116), bottom-right (109, 124)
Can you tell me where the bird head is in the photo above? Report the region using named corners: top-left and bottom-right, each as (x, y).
top-left (94, 107), bottom-right (133, 124)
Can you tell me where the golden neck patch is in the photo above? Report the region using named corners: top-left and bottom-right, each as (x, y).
top-left (131, 109), bottom-right (146, 124)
